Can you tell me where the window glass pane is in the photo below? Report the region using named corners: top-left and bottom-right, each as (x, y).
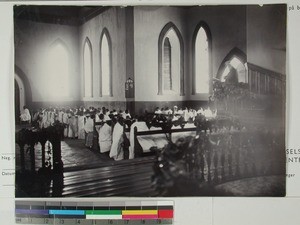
top-left (195, 27), bottom-right (209, 94)
top-left (101, 33), bottom-right (110, 96)
top-left (163, 37), bottom-right (172, 91)
top-left (46, 43), bottom-right (70, 98)
top-left (162, 28), bottom-right (180, 93)
top-left (84, 40), bottom-right (92, 97)
top-left (220, 57), bottom-right (247, 83)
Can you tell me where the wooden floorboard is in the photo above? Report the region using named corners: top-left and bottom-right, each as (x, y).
top-left (50, 156), bottom-right (157, 197)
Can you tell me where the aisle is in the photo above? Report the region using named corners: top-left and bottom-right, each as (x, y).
top-left (15, 139), bottom-right (113, 172)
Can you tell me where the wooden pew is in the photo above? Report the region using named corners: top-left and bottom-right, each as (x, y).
top-left (133, 126), bottom-right (198, 157)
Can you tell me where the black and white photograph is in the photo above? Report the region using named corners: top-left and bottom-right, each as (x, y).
top-left (14, 4), bottom-right (286, 197)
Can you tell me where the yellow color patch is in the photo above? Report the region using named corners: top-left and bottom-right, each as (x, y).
top-left (122, 210), bottom-right (158, 215)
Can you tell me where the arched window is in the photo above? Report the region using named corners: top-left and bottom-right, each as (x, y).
top-left (46, 40), bottom-right (70, 99)
top-left (100, 29), bottom-right (112, 96)
top-left (158, 23), bottom-right (184, 96)
top-left (217, 48), bottom-right (247, 84)
top-left (192, 22), bottom-right (212, 95)
top-left (220, 57), bottom-right (247, 83)
top-left (84, 38), bottom-right (93, 97)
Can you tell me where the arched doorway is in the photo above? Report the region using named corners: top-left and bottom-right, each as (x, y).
top-left (14, 66), bottom-right (33, 124)
top-left (217, 48), bottom-right (247, 83)
top-left (15, 80), bottom-right (20, 123)
top-left (15, 73), bottom-right (26, 124)
top-left (220, 57), bottom-right (247, 83)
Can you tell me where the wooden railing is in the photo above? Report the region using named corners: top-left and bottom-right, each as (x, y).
top-left (152, 128), bottom-right (286, 196)
top-left (247, 63), bottom-right (285, 96)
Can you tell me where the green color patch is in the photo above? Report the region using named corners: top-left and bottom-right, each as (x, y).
top-left (85, 210), bottom-right (122, 215)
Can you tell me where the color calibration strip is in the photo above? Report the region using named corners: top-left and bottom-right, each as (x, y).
top-left (15, 200), bottom-right (173, 224)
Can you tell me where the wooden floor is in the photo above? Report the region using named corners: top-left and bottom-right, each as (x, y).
top-left (15, 133), bottom-right (285, 197)
top-left (16, 138), bottom-right (159, 197)
top-left (53, 156), bottom-right (158, 197)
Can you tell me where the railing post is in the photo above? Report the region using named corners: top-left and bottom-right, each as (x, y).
top-left (20, 145), bottom-right (25, 172)
top-left (207, 144), bottom-right (212, 183)
top-left (213, 149), bottom-right (219, 183)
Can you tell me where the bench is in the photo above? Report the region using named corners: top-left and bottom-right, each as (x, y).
top-left (133, 125), bottom-right (198, 157)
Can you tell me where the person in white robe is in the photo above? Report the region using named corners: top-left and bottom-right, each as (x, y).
top-left (197, 107), bottom-right (204, 115)
top-left (57, 109), bottom-right (64, 123)
top-left (67, 112), bottom-right (74, 138)
top-left (20, 106), bottom-right (31, 123)
top-left (188, 109), bottom-right (195, 122)
top-left (40, 110), bottom-right (50, 129)
top-left (77, 112), bottom-right (86, 140)
top-left (183, 107), bottom-right (189, 121)
top-left (122, 109), bottom-right (131, 119)
top-left (110, 118), bottom-right (124, 161)
top-left (48, 109), bottom-right (55, 126)
top-left (103, 109), bottom-right (111, 121)
top-left (62, 110), bottom-right (69, 137)
top-left (97, 114), bottom-right (112, 153)
top-left (204, 107), bottom-right (213, 118)
top-left (84, 113), bottom-right (94, 148)
top-left (173, 105), bottom-right (178, 115)
top-left (164, 107), bottom-right (172, 115)
top-left (129, 120), bottom-right (149, 159)
top-left (38, 110), bottom-right (45, 129)
top-left (154, 107), bottom-right (162, 115)
top-left (32, 110), bottom-right (39, 123)
top-left (68, 113), bottom-right (78, 138)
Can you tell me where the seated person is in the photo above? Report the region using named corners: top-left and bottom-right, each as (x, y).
top-left (154, 107), bottom-right (162, 115)
top-left (122, 109), bottom-right (131, 119)
top-left (164, 107), bottom-right (173, 115)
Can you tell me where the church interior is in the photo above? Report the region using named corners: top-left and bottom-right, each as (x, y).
top-left (14, 4), bottom-right (286, 197)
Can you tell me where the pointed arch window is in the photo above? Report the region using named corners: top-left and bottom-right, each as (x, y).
top-left (84, 38), bottom-right (93, 97)
top-left (193, 23), bottom-right (212, 95)
top-left (220, 56), bottom-right (247, 83)
top-left (217, 48), bottom-right (248, 84)
top-left (100, 29), bottom-right (112, 96)
top-left (158, 23), bottom-right (184, 96)
top-left (46, 40), bottom-right (70, 99)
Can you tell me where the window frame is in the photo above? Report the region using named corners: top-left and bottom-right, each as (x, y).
top-left (192, 21), bottom-right (212, 95)
top-left (83, 37), bottom-right (93, 98)
top-left (216, 47), bottom-right (247, 82)
top-left (47, 38), bottom-right (71, 99)
top-left (158, 22), bottom-right (184, 96)
top-left (99, 28), bottom-right (113, 97)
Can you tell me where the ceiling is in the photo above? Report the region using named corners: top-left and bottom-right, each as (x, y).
top-left (14, 5), bottom-right (111, 26)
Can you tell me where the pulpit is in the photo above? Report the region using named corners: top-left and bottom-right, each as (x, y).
top-left (16, 123), bottom-right (64, 174)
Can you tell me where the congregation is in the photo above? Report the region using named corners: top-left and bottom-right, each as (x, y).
top-left (20, 105), bottom-right (217, 161)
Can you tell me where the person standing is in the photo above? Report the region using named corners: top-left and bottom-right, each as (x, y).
top-left (20, 106), bottom-right (31, 124)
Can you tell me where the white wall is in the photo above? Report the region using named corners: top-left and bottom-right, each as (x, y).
top-left (79, 7), bottom-right (127, 105)
top-left (134, 6), bottom-right (187, 102)
top-left (15, 19), bottom-right (80, 103)
top-left (247, 4), bottom-right (286, 75)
